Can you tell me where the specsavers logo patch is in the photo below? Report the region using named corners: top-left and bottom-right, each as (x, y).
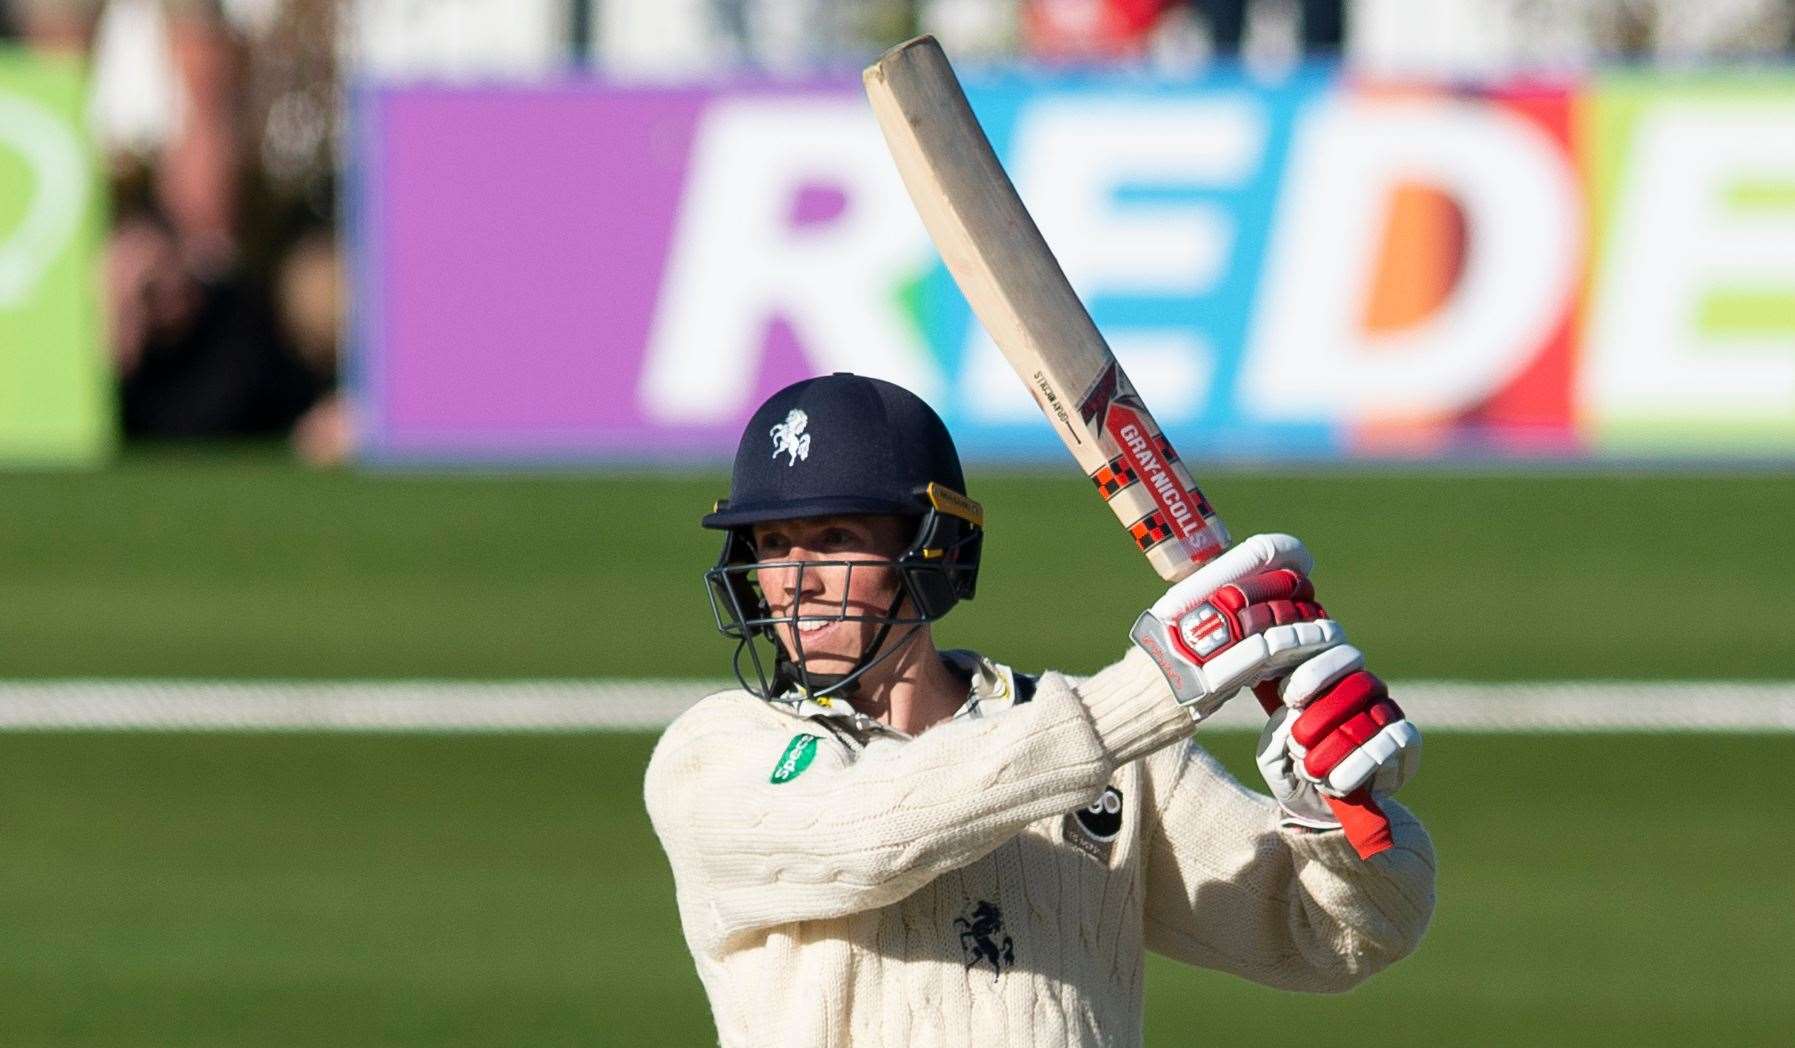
top-left (770, 734), bottom-right (821, 783)
top-left (1064, 786), bottom-right (1124, 864)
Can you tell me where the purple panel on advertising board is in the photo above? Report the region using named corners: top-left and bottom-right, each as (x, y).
top-left (361, 85), bottom-right (708, 456)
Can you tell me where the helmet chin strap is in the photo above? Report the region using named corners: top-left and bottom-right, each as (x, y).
top-left (785, 587), bottom-right (917, 700)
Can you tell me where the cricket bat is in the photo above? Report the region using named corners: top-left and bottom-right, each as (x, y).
top-left (863, 35), bottom-right (1394, 859)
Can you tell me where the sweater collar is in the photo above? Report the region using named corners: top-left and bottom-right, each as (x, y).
top-left (775, 650), bottom-right (1024, 739)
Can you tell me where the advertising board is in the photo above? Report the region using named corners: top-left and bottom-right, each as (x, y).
top-left (352, 69), bottom-right (1795, 462)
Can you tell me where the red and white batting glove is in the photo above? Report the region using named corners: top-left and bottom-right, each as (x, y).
top-left (1131, 534), bottom-right (1344, 723)
top-left (1255, 645), bottom-right (1423, 830)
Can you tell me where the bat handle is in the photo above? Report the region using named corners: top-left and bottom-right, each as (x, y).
top-left (1252, 682), bottom-right (1394, 861)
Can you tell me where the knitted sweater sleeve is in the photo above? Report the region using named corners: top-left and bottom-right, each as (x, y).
top-left (1140, 740), bottom-right (1436, 992)
top-left (644, 647), bottom-right (1191, 949)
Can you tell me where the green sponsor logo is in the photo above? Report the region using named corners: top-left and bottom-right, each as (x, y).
top-left (0, 49), bottom-right (112, 466)
top-left (770, 734), bottom-right (820, 784)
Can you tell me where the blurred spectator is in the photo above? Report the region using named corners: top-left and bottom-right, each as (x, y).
top-left (276, 225), bottom-right (350, 466)
top-left (1019, 0), bottom-right (1344, 63)
top-left (1357, 0), bottom-right (1795, 73)
top-left (917, 0), bottom-right (1018, 58)
top-left (4, 0), bottom-right (344, 454)
top-left (1190, 0), bottom-right (1343, 56)
top-left (106, 200), bottom-right (326, 438)
top-left (1596, 0), bottom-right (1795, 61)
top-left (1022, 0), bottom-right (1165, 59)
top-left (21, 0), bottom-right (246, 273)
top-left (705, 0), bottom-right (920, 70)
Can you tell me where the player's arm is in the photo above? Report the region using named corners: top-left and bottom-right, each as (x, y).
top-left (1138, 739), bottom-right (1435, 991)
top-left (644, 657), bottom-right (1189, 949)
top-left (1130, 538), bottom-right (1434, 990)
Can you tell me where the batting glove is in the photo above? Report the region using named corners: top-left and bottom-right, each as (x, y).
top-left (1255, 645), bottom-right (1423, 830)
top-left (1131, 533), bottom-right (1344, 723)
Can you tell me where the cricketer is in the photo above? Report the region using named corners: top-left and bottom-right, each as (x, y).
top-left (645, 373), bottom-right (1435, 1047)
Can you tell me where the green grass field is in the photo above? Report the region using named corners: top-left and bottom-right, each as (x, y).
top-left (2, 449), bottom-right (1790, 679)
top-left (2, 451), bottom-right (1791, 1046)
top-left (3, 731), bottom-right (1788, 1047)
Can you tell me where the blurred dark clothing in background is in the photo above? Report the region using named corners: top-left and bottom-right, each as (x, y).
top-left (107, 203), bottom-right (337, 440)
top-left (120, 280), bottom-right (324, 438)
top-left (1194, 0), bottom-right (1343, 55)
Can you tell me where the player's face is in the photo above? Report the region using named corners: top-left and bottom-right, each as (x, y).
top-left (751, 514), bottom-right (911, 671)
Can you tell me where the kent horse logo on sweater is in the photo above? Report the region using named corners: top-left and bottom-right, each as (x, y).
top-left (1065, 786), bottom-right (1124, 864)
top-left (954, 901), bottom-right (1014, 981)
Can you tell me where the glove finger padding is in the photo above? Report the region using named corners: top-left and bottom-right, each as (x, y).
top-left (1288, 668), bottom-right (1422, 798)
top-left (1335, 720), bottom-right (1422, 796)
top-left (1236, 598), bottom-right (1327, 635)
top-left (1199, 619), bottom-right (1344, 697)
top-left (1276, 644), bottom-right (1365, 710)
top-left (1144, 535), bottom-right (1313, 627)
top-left (1290, 670), bottom-right (1387, 744)
top-left (1213, 566), bottom-right (1315, 608)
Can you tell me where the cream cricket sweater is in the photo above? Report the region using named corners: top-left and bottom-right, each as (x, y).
top-left (644, 648), bottom-right (1436, 1047)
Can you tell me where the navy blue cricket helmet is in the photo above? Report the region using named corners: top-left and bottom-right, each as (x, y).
top-left (702, 373), bottom-right (983, 699)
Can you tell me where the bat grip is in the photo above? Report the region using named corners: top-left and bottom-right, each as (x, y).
top-left (1252, 682), bottom-right (1394, 861)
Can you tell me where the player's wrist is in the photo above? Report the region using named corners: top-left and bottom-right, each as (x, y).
top-left (1127, 608), bottom-right (1227, 721)
top-left (1075, 647), bottom-right (1198, 766)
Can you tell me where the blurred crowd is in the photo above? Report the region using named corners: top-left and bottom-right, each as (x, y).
top-left (3, 0), bottom-right (1794, 466)
top-left (2, 0), bottom-right (345, 462)
top-left (610, 0), bottom-right (1795, 73)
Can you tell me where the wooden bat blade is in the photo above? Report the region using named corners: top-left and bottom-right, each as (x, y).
top-left (863, 36), bottom-right (1228, 582)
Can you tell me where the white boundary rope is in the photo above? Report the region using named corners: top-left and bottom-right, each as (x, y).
top-left (1, 679), bottom-right (1793, 732)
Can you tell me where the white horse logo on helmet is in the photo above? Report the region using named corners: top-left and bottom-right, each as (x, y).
top-left (770, 409), bottom-right (811, 466)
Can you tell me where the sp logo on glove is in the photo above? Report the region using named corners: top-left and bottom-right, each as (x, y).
top-left (1178, 602), bottom-right (1231, 659)
top-left (1131, 534), bottom-right (1344, 722)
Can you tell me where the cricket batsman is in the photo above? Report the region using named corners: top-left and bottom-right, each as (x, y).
top-left (646, 373), bottom-right (1434, 1046)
